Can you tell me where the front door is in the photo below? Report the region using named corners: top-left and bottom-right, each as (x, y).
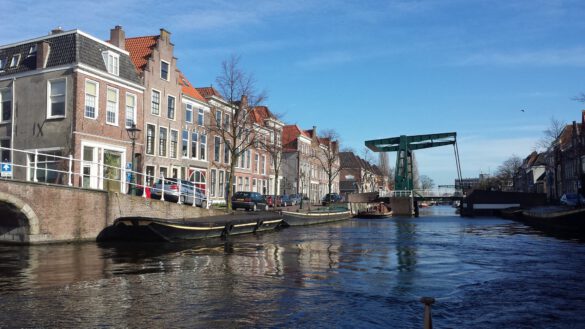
top-left (82, 146), bottom-right (99, 189)
top-left (103, 150), bottom-right (122, 192)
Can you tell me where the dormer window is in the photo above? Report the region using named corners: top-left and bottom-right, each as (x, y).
top-left (102, 51), bottom-right (119, 76)
top-left (0, 58), bottom-right (5, 70)
top-left (9, 54), bottom-right (20, 68)
top-left (161, 60), bottom-right (169, 80)
top-left (28, 45), bottom-right (37, 56)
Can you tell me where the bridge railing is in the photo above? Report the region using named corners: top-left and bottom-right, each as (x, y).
top-left (0, 146), bottom-right (209, 208)
top-left (382, 189), bottom-right (464, 198)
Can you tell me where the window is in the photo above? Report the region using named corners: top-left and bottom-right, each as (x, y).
top-left (145, 165), bottom-right (155, 187)
top-left (224, 114), bottom-right (230, 130)
top-left (253, 178), bottom-right (257, 192)
top-left (167, 95), bottom-right (175, 119)
top-left (224, 140), bottom-right (230, 164)
top-left (0, 139), bottom-right (10, 162)
top-left (10, 54), bottom-right (20, 68)
top-left (159, 167), bottom-right (168, 179)
top-left (1, 89), bottom-right (12, 122)
top-left (197, 109), bottom-right (204, 126)
top-left (159, 127), bottom-right (168, 157)
top-left (191, 131), bottom-right (198, 159)
top-left (219, 171), bottom-right (224, 198)
top-left (146, 124), bottom-right (156, 155)
top-left (240, 149), bottom-right (245, 168)
top-left (261, 155), bottom-right (266, 175)
top-left (0, 58), bottom-right (6, 70)
top-left (182, 130), bottom-right (189, 157)
top-left (214, 136), bottom-right (221, 162)
top-left (237, 177), bottom-right (242, 192)
top-left (151, 90), bottom-right (160, 115)
top-left (125, 93), bottom-right (136, 128)
top-left (245, 177), bottom-right (250, 191)
top-left (255, 153), bottom-right (259, 173)
top-left (185, 104), bottom-right (193, 123)
top-left (84, 80), bottom-right (98, 119)
top-left (215, 110), bottom-right (222, 127)
top-left (48, 79), bottom-right (66, 118)
top-left (106, 87), bottom-right (119, 125)
top-left (246, 150), bottom-right (251, 169)
top-left (170, 130), bottom-right (178, 159)
top-left (210, 169), bottom-right (216, 197)
top-left (200, 134), bottom-right (206, 160)
top-left (102, 51), bottom-right (119, 76)
top-left (28, 150), bottom-right (63, 183)
top-left (161, 60), bottom-right (170, 80)
top-left (28, 44), bottom-right (37, 56)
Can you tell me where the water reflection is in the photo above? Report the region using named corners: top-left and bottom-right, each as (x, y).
top-left (1, 207), bottom-right (585, 328)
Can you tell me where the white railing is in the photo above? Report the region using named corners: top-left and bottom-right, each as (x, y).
top-left (383, 189), bottom-right (464, 198)
top-left (0, 146), bottom-right (209, 208)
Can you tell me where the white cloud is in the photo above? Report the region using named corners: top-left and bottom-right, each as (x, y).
top-left (455, 47), bottom-right (585, 67)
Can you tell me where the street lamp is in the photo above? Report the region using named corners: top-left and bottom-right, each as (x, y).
top-left (126, 123), bottom-right (141, 196)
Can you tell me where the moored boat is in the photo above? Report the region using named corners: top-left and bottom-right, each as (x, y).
top-left (355, 202), bottom-right (392, 218)
top-left (281, 207), bottom-right (352, 226)
top-left (102, 212), bottom-right (284, 242)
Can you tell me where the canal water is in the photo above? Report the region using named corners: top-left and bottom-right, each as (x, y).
top-left (1, 206), bottom-right (585, 328)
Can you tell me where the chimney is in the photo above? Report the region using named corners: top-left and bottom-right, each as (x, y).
top-left (312, 126), bottom-right (317, 136)
top-left (240, 95), bottom-right (248, 108)
top-left (109, 25), bottom-right (125, 50)
top-left (50, 27), bottom-right (64, 35)
top-left (160, 28), bottom-right (171, 43)
top-left (582, 110), bottom-right (585, 126)
top-left (36, 41), bottom-right (50, 69)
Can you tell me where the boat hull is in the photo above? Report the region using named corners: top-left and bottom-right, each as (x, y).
top-left (282, 210), bottom-right (352, 227)
top-left (104, 212), bottom-right (284, 242)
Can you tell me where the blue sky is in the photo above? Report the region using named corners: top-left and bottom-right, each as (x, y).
top-left (2, 0), bottom-right (584, 185)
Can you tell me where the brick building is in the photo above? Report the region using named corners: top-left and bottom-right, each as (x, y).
top-left (0, 28), bottom-right (143, 192)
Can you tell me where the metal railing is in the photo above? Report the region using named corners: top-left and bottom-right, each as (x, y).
top-left (381, 189), bottom-right (464, 198)
top-left (0, 146), bottom-right (209, 208)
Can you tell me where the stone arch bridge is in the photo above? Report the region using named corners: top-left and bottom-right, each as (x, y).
top-left (0, 179), bottom-right (221, 244)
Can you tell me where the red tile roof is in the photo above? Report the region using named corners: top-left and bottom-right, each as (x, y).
top-left (283, 125), bottom-right (311, 145)
top-left (196, 86), bottom-right (223, 99)
top-left (251, 106), bottom-right (272, 125)
top-left (125, 36), bottom-right (158, 73)
top-left (177, 71), bottom-right (207, 103)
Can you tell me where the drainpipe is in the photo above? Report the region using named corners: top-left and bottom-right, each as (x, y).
top-left (10, 78), bottom-right (15, 168)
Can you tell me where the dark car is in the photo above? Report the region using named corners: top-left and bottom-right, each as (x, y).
top-left (280, 195), bottom-right (292, 207)
top-left (288, 194), bottom-right (301, 205)
top-left (560, 193), bottom-right (585, 207)
top-left (151, 178), bottom-right (207, 207)
top-left (322, 193), bottom-right (343, 205)
top-left (232, 192), bottom-right (267, 211)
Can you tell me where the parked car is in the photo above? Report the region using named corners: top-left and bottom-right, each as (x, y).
top-left (151, 178), bottom-right (207, 207)
top-left (288, 194), bottom-right (301, 205)
top-left (232, 192), bottom-right (267, 211)
top-left (322, 193), bottom-right (343, 205)
top-left (280, 195), bottom-right (292, 207)
top-left (560, 193), bottom-right (585, 207)
top-left (264, 194), bottom-right (282, 208)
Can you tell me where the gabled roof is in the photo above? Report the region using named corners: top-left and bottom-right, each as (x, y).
top-left (251, 105), bottom-right (280, 126)
top-left (177, 71), bottom-right (206, 103)
top-left (282, 125), bottom-right (311, 145)
top-left (339, 152), bottom-right (361, 168)
top-left (124, 35), bottom-right (158, 73)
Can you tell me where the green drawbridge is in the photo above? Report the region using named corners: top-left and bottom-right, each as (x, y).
top-left (365, 132), bottom-right (462, 191)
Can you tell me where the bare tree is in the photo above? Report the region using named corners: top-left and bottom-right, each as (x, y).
top-left (496, 155), bottom-right (522, 191)
top-left (313, 129), bottom-right (342, 197)
top-left (209, 55), bottom-right (266, 211)
top-left (536, 117), bottom-right (565, 150)
top-left (420, 175), bottom-right (435, 190)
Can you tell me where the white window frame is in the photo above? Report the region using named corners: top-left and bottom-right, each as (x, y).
top-left (47, 78), bottom-right (66, 119)
top-left (151, 89), bottom-right (161, 116)
top-left (185, 103), bottom-right (193, 123)
top-left (146, 123), bottom-right (156, 155)
top-left (191, 131), bottom-right (198, 160)
top-left (159, 126), bottom-right (168, 157)
top-left (182, 129), bottom-right (189, 158)
top-left (125, 93), bottom-right (137, 128)
top-left (199, 133), bottom-right (207, 161)
top-left (0, 88), bottom-right (12, 123)
top-left (214, 136), bottom-right (221, 162)
top-left (197, 109), bottom-right (204, 126)
top-left (167, 95), bottom-right (176, 120)
top-left (106, 87), bottom-right (119, 126)
top-left (170, 129), bottom-right (179, 159)
top-left (84, 79), bottom-right (99, 120)
top-left (161, 60), bottom-right (170, 81)
top-left (102, 51), bottom-right (120, 76)
top-left (10, 54), bottom-right (20, 68)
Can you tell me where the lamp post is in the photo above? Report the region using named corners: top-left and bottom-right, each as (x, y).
top-left (126, 123), bottom-right (141, 196)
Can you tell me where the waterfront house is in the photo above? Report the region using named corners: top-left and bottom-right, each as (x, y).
top-left (0, 27), bottom-right (144, 192)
